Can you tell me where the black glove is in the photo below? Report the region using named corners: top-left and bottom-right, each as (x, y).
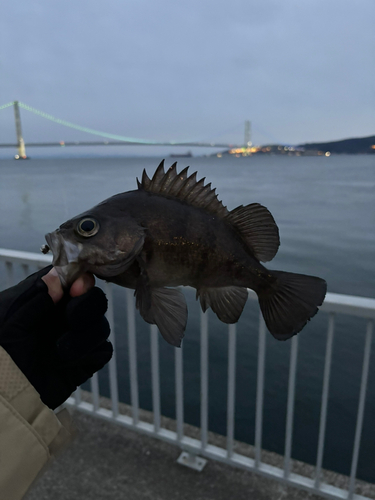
top-left (0, 266), bottom-right (113, 410)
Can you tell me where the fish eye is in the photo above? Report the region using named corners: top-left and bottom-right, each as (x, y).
top-left (76, 217), bottom-right (99, 237)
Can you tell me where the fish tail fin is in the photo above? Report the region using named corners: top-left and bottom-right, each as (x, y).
top-left (257, 270), bottom-right (327, 340)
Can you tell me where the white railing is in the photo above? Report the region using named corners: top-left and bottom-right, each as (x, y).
top-left (0, 248), bottom-right (374, 500)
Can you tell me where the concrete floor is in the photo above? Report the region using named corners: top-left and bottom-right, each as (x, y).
top-left (24, 409), bottom-right (309, 500)
top-left (24, 406), bottom-right (375, 500)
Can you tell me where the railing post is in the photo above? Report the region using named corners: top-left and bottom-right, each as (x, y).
top-left (348, 320), bottom-right (373, 499)
top-left (104, 282), bottom-right (119, 418)
top-left (91, 372), bottom-right (100, 411)
top-left (150, 325), bottom-right (161, 432)
top-left (284, 335), bottom-right (299, 478)
top-left (226, 324), bottom-right (237, 459)
top-left (175, 345), bottom-right (184, 442)
top-left (315, 313), bottom-right (335, 489)
top-left (255, 315), bottom-right (267, 468)
top-left (126, 289), bottom-right (139, 425)
top-left (200, 310), bottom-right (209, 450)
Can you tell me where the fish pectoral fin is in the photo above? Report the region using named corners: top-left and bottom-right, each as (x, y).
top-left (135, 284), bottom-right (187, 347)
top-left (197, 286), bottom-right (248, 323)
top-left (225, 204), bottom-right (280, 262)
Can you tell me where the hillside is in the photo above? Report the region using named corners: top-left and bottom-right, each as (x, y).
top-left (297, 135), bottom-right (375, 154)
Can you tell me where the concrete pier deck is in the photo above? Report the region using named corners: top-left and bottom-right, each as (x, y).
top-left (24, 406), bottom-right (375, 500)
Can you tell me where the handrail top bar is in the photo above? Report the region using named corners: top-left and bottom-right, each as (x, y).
top-left (1, 248), bottom-right (374, 317)
top-left (246, 287), bottom-right (375, 318)
top-left (0, 248), bottom-right (52, 265)
top-left (319, 292), bottom-right (375, 318)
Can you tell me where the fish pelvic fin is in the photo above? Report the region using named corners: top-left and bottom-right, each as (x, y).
top-left (197, 286), bottom-right (248, 323)
top-left (225, 204), bottom-right (280, 262)
top-left (135, 283), bottom-right (188, 347)
top-left (138, 161), bottom-right (228, 218)
top-left (257, 271), bottom-right (327, 340)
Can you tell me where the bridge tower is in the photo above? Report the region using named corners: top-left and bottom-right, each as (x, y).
top-left (244, 120), bottom-right (251, 148)
top-left (13, 101), bottom-right (28, 159)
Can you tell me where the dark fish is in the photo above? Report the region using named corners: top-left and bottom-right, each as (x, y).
top-left (45, 161), bottom-right (327, 347)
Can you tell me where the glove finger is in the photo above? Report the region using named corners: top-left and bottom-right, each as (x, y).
top-left (0, 266), bottom-right (53, 325)
top-left (65, 287), bottom-right (108, 328)
top-left (4, 287), bottom-right (56, 333)
top-left (56, 316), bottom-right (111, 362)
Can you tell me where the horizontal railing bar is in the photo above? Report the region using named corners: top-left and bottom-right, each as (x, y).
top-left (65, 399), bottom-right (371, 500)
top-left (1, 249), bottom-right (374, 318)
top-left (0, 248), bottom-right (52, 266)
top-left (319, 293), bottom-right (375, 319)
top-left (246, 289), bottom-right (375, 318)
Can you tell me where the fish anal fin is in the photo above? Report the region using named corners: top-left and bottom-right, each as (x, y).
top-left (135, 284), bottom-right (187, 347)
top-left (197, 286), bottom-right (248, 323)
top-left (225, 203), bottom-right (280, 262)
top-left (139, 162), bottom-right (228, 218)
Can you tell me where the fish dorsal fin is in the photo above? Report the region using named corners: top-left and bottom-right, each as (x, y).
top-left (137, 160), bottom-right (228, 218)
top-left (225, 203), bottom-right (280, 262)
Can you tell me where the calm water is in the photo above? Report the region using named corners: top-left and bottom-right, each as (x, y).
top-left (1, 154), bottom-right (374, 481)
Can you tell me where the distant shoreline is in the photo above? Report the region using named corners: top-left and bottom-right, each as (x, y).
top-left (214, 134), bottom-right (375, 157)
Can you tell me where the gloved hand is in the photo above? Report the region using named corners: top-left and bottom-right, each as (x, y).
top-left (0, 266), bottom-right (113, 410)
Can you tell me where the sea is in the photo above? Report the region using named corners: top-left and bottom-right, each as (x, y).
top-left (0, 154), bottom-right (374, 482)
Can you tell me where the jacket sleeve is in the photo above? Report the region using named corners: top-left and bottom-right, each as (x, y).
top-left (0, 347), bottom-right (74, 500)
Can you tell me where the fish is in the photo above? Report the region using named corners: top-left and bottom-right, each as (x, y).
top-left (45, 160), bottom-right (327, 347)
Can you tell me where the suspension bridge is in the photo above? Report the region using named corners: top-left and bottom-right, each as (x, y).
top-left (0, 101), bottom-right (249, 159)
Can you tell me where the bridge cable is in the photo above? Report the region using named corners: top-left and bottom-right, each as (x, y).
top-left (17, 102), bottom-right (161, 144)
top-left (0, 102), bottom-right (15, 111)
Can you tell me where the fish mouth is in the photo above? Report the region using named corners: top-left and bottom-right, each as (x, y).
top-left (45, 231), bottom-right (85, 289)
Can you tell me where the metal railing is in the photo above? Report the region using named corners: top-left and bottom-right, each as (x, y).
top-left (0, 248), bottom-right (374, 500)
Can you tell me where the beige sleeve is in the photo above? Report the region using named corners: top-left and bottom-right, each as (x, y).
top-left (0, 347), bottom-right (74, 500)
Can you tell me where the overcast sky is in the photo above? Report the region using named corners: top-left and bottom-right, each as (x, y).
top-left (1, 0), bottom-right (374, 155)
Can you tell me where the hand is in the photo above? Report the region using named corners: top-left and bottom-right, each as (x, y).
top-left (0, 266), bottom-right (113, 410)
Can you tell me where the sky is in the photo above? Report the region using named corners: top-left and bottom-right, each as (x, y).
top-left (0, 0), bottom-right (374, 156)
